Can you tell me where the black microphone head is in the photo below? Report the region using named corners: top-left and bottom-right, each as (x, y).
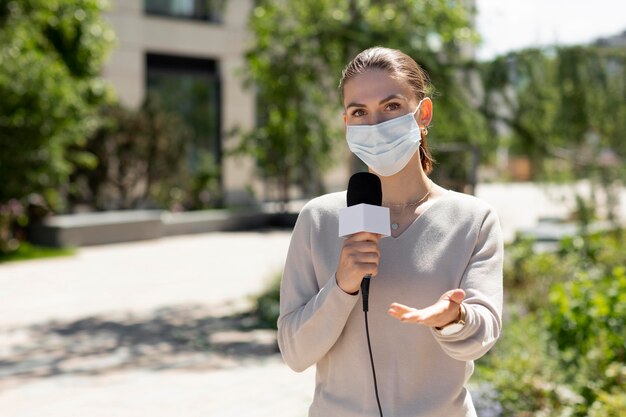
top-left (347, 172), bottom-right (382, 207)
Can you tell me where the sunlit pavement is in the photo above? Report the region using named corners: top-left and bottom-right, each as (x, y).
top-left (0, 230), bottom-right (314, 417)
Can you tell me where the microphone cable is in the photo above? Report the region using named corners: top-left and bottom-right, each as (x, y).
top-left (361, 276), bottom-right (384, 417)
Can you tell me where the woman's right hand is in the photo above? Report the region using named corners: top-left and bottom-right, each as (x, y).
top-left (336, 232), bottom-right (381, 294)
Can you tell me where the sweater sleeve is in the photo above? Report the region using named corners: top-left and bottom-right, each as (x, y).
top-left (431, 206), bottom-right (504, 361)
top-left (277, 204), bottom-right (360, 372)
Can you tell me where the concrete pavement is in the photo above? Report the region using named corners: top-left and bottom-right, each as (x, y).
top-left (0, 230), bottom-right (315, 417)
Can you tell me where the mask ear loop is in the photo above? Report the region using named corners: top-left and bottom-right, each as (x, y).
top-left (413, 99), bottom-right (424, 116)
top-left (414, 99), bottom-right (428, 136)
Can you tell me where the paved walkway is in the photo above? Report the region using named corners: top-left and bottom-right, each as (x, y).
top-left (0, 230), bottom-right (314, 417)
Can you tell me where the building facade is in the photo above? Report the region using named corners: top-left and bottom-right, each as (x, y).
top-left (102, 0), bottom-right (261, 206)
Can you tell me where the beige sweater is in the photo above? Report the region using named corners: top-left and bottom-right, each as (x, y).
top-left (278, 190), bottom-right (503, 417)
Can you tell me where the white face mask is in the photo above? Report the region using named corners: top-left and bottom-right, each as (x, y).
top-left (345, 101), bottom-right (423, 177)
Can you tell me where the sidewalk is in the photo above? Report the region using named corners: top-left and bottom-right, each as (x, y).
top-left (0, 230), bottom-right (314, 417)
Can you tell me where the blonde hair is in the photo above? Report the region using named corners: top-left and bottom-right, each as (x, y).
top-left (340, 47), bottom-right (435, 174)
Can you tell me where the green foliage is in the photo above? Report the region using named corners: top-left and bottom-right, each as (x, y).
top-left (475, 312), bottom-right (584, 416)
top-left (503, 237), bottom-right (569, 311)
top-left (0, 0), bottom-right (115, 208)
top-left (250, 271), bottom-right (281, 330)
top-left (479, 229), bottom-right (626, 416)
top-left (0, 241), bottom-right (75, 263)
top-left (69, 98), bottom-right (200, 211)
top-left (547, 267), bottom-right (626, 406)
top-left (0, 199), bottom-right (28, 254)
top-left (241, 0), bottom-right (489, 204)
top-left (479, 46), bottom-right (626, 184)
top-left (503, 229), bottom-right (626, 312)
top-left (183, 150), bottom-right (223, 210)
top-left (0, 191), bottom-right (51, 255)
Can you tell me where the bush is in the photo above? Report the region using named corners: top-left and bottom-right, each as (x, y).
top-left (69, 99), bottom-right (193, 211)
top-left (69, 97), bottom-right (224, 212)
top-left (0, 199), bottom-right (27, 254)
top-left (503, 237), bottom-right (570, 312)
top-left (503, 229), bottom-right (626, 312)
top-left (0, 0), bottom-right (115, 208)
top-left (475, 312), bottom-right (584, 416)
top-left (477, 229), bottom-right (626, 416)
top-left (546, 266), bottom-right (626, 412)
top-left (250, 272), bottom-right (281, 330)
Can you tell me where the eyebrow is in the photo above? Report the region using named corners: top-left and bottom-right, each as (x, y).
top-left (345, 94), bottom-right (408, 110)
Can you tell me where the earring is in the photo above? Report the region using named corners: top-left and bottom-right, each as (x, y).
top-left (421, 126), bottom-right (429, 136)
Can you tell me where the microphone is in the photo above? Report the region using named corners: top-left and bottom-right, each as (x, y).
top-left (339, 173), bottom-right (391, 238)
top-left (340, 172), bottom-right (390, 312)
top-left (343, 172), bottom-right (387, 417)
top-left (347, 172), bottom-right (383, 207)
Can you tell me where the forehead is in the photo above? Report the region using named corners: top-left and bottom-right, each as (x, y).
top-left (343, 69), bottom-right (413, 106)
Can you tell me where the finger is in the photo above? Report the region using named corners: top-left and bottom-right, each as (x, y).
top-left (400, 310), bottom-right (422, 322)
top-left (352, 252), bottom-right (379, 264)
top-left (354, 261), bottom-right (379, 276)
top-left (349, 232), bottom-right (382, 243)
top-left (417, 301), bottom-right (462, 327)
top-left (387, 306), bottom-right (403, 319)
top-left (389, 302), bottom-right (412, 312)
top-left (387, 305), bottom-right (423, 323)
top-left (387, 303), bottom-right (415, 319)
top-left (441, 289), bottom-right (466, 305)
top-left (348, 241), bottom-right (380, 255)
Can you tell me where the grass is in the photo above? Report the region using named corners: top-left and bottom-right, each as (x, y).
top-left (0, 242), bottom-right (76, 264)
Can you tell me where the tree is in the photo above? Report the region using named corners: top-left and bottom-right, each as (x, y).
top-left (239, 0), bottom-right (490, 207)
top-left (0, 0), bottom-right (115, 210)
top-left (479, 46), bottom-right (626, 182)
top-left (479, 45), bottom-right (626, 221)
top-left (69, 98), bottom-right (195, 211)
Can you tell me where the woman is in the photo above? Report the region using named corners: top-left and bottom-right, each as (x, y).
top-left (277, 47), bottom-right (503, 417)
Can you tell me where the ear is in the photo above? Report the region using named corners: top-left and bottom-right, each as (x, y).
top-left (343, 114), bottom-right (347, 125)
top-left (417, 97), bottom-right (433, 127)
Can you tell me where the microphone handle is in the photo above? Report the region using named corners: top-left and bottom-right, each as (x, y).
top-left (361, 274), bottom-right (372, 312)
top-left (360, 273), bottom-right (384, 416)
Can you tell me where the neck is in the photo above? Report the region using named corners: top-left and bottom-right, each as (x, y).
top-left (376, 154), bottom-right (430, 205)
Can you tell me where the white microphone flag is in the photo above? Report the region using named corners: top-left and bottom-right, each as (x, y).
top-left (338, 204), bottom-right (391, 238)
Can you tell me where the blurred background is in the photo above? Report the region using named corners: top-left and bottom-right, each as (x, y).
top-left (1, 1), bottom-right (625, 416)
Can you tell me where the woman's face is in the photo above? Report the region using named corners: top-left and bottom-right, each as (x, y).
top-left (343, 69), bottom-right (420, 126)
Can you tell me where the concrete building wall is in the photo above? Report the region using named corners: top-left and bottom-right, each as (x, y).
top-left (102, 0), bottom-right (261, 206)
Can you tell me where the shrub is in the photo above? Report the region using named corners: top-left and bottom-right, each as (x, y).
top-left (503, 229), bottom-right (626, 312)
top-left (0, 199), bottom-right (27, 254)
top-left (251, 272), bottom-right (281, 330)
top-left (474, 312), bottom-right (581, 416)
top-left (0, 0), bottom-right (115, 208)
top-left (69, 99), bottom-right (192, 211)
top-left (546, 266), bottom-right (626, 412)
top-left (478, 229), bottom-right (626, 416)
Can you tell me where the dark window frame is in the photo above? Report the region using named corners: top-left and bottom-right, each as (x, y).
top-left (145, 52), bottom-right (222, 189)
top-left (144, 0), bottom-right (224, 24)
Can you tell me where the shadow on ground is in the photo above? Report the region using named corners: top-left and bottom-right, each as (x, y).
top-left (0, 302), bottom-right (279, 388)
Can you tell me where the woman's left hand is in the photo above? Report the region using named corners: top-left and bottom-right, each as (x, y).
top-left (387, 289), bottom-right (465, 328)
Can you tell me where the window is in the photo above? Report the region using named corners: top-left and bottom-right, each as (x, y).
top-left (146, 53), bottom-right (221, 171)
top-left (144, 0), bottom-right (224, 23)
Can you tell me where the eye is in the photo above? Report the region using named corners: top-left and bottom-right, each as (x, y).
top-left (385, 102), bottom-right (401, 111)
top-left (351, 108), bottom-right (366, 117)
